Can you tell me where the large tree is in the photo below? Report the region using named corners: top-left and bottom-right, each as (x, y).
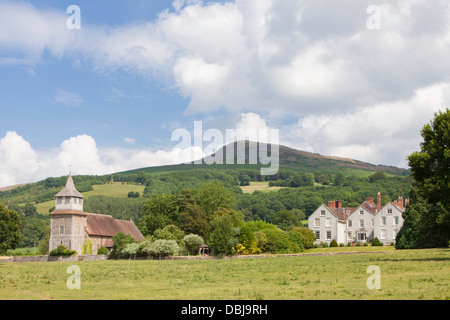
top-left (0, 201), bottom-right (22, 254)
top-left (397, 109), bottom-right (449, 248)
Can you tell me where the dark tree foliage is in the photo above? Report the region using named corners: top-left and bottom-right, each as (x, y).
top-left (0, 201), bottom-right (22, 254)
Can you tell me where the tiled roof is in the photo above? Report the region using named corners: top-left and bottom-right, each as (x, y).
top-left (86, 213), bottom-right (144, 241)
top-left (328, 207), bottom-right (358, 220)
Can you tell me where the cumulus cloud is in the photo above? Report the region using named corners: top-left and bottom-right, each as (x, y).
top-left (1, 0), bottom-right (449, 177)
top-left (0, 132), bottom-right (204, 188)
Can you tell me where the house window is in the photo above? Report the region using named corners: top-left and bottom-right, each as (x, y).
top-left (57, 197), bottom-right (62, 205)
top-left (358, 233), bottom-right (366, 241)
top-left (387, 208), bottom-right (393, 214)
top-left (381, 216), bottom-right (386, 226)
top-left (65, 197), bottom-right (70, 204)
top-left (60, 226), bottom-right (64, 234)
top-left (347, 220), bottom-right (352, 228)
top-left (320, 210), bottom-right (325, 216)
top-left (326, 231), bottom-right (332, 240)
top-left (381, 229), bottom-right (387, 239)
top-left (314, 218), bottom-right (320, 227)
top-left (359, 210), bottom-right (364, 215)
top-left (326, 218), bottom-right (331, 228)
top-left (347, 232), bottom-right (352, 240)
top-left (359, 219), bottom-right (364, 228)
top-left (315, 231), bottom-right (320, 240)
top-left (371, 219), bottom-right (374, 228)
top-left (394, 216), bottom-right (399, 225)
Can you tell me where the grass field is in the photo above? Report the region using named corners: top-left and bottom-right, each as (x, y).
top-left (35, 182), bottom-right (145, 215)
top-left (0, 248), bottom-right (448, 300)
top-left (239, 181), bottom-right (285, 194)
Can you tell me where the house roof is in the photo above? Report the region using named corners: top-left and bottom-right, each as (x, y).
top-left (55, 174), bottom-right (84, 198)
top-left (328, 207), bottom-right (358, 221)
top-left (360, 200), bottom-right (378, 214)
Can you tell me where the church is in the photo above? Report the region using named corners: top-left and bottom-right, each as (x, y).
top-left (49, 174), bottom-right (144, 255)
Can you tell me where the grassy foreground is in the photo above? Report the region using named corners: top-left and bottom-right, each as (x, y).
top-left (0, 248), bottom-right (448, 300)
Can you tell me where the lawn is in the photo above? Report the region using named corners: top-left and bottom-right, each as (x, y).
top-left (0, 248), bottom-right (448, 300)
top-left (35, 182), bottom-right (145, 215)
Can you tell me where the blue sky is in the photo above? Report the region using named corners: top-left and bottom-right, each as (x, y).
top-left (0, 0), bottom-right (449, 187)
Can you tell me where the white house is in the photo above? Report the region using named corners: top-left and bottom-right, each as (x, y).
top-left (308, 193), bottom-right (407, 245)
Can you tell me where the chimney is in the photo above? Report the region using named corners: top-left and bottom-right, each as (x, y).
top-left (377, 192), bottom-right (381, 213)
top-left (328, 201), bottom-right (336, 209)
top-left (366, 197), bottom-right (374, 206)
top-left (398, 196), bottom-right (404, 210)
top-left (336, 200), bottom-right (342, 209)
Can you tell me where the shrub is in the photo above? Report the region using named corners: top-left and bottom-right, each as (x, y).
top-left (49, 245), bottom-right (77, 256)
top-left (329, 239), bottom-right (338, 247)
top-left (146, 239), bottom-right (180, 259)
top-left (109, 232), bottom-right (135, 259)
top-left (290, 227), bottom-right (316, 249)
top-left (261, 228), bottom-right (292, 253)
top-left (122, 243), bottom-right (140, 259)
top-left (97, 245), bottom-right (109, 255)
top-left (339, 243), bottom-right (344, 247)
top-left (287, 230), bottom-right (305, 253)
top-left (372, 237), bottom-right (382, 246)
top-left (183, 234), bottom-right (204, 255)
top-left (322, 242), bottom-right (329, 248)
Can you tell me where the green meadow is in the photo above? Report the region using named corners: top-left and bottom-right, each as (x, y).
top-left (0, 248), bottom-right (448, 300)
top-left (35, 182), bottom-right (145, 215)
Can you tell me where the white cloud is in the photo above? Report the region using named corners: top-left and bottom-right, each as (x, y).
top-left (53, 89), bottom-right (83, 107)
top-left (123, 137), bottom-right (135, 144)
top-left (0, 132), bottom-right (204, 188)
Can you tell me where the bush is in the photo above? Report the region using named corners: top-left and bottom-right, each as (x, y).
top-left (322, 242), bottom-right (329, 248)
top-left (49, 245), bottom-right (77, 256)
top-left (261, 228), bottom-right (292, 253)
top-left (122, 243), bottom-right (140, 259)
top-left (290, 227), bottom-right (315, 249)
top-left (109, 232), bottom-right (135, 259)
top-left (329, 239), bottom-right (338, 247)
top-left (339, 243), bottom-right (344, 247)
top-left (372, 237), bottom-right (382, 246)
top-left (146, 239), bottom-right (180, 259)
top-left (97, 245), bottom-right (109, 255)
top-left (183, 234), bottom-right (204, 255)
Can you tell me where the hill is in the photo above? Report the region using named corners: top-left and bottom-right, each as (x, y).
top-left (120, 141), bottom-right (409, 176)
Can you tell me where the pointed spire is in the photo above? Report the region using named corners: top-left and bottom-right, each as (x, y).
top-left (55, 172), bottom-right (84, 198)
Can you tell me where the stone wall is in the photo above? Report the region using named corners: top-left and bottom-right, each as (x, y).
top-left (0, 255), bottom-right (108, 263)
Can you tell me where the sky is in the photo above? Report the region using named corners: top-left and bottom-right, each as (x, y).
top-left (0, 0), bottom-right (449, 187)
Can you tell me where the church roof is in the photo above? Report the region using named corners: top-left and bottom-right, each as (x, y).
top-left (85, 213), bottom-right (144, 241)
top-left (55, 174), bottom-right (84, 198)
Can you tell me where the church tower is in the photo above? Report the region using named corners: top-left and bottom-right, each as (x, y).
top-left (49, 173), bottom-right (88, 254)
top-left (54, 173), bottom-right (84, 211)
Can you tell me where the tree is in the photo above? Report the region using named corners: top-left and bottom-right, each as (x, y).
top-left (183, 234), bottom-right (204, 255)
top-left (178, 205), bottom-right (210, 240)
top-left (369, 172), bottom-right (387, 183)
top-left (109, 232), bottom-right (135, 259)
top-left (138, 194), bottom-right (178, 235)
top-left (272, 210), bottom-right (300, 231)
top-left (240, 175), bottom-right (251, 186)
top-left (0, 201), bottom-right (22, 254)
top-left (334, 173), bottom-right (345, 186)
top-left (208, 215), bottom-right (236, 257)
top-left (407, 108), bottom-right (450, 241)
